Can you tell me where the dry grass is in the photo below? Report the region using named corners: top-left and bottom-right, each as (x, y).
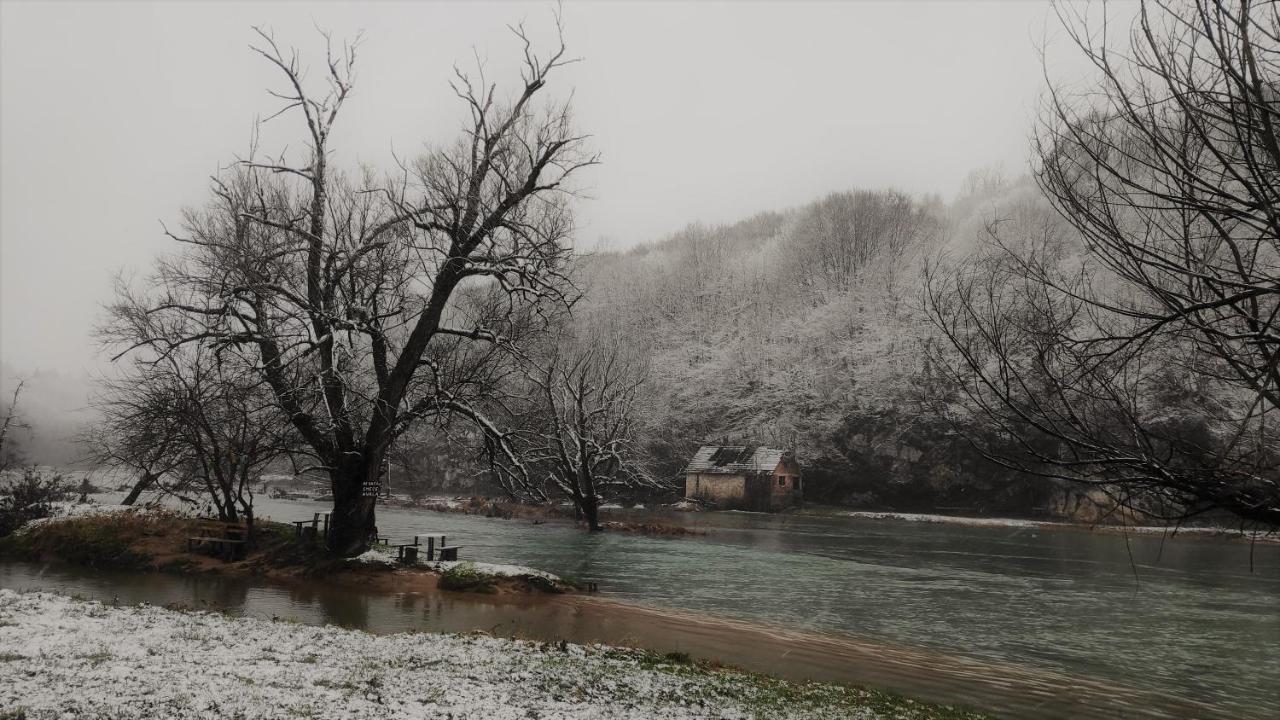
top-left (0, 511), bottom-right (570, 596)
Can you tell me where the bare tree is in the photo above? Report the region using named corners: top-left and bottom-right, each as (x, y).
top-left (787, 190), bottom-right (940, 297)
top-left (486, 336), bottom-right (656, 531)
top-left (1036, 0), bottom-right (1280, 409)
top-left (85, 395), bottom-right (183, 507)
top-left (98, 292), bottom-right (296, 531)
top-left (119, 20), bottom-right (595, 555)
top-left (925, 0), bottom-right (1280, 528)
top-left (0, 381), bottom-right (28, 473)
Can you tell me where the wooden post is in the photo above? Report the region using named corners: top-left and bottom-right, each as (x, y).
top-left (427, 536), bottom-right (435, 561)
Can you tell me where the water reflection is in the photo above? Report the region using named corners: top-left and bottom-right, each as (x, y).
top-left (14, 494), bottom-right (1279, 718)
top-left (0, 560), bottom-right (1241, 720)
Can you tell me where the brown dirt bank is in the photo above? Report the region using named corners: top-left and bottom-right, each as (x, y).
top-left (0, 510), bottom-right (573, 595)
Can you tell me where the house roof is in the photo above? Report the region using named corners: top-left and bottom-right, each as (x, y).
top-left (684, 445), bottom-right (788, 475)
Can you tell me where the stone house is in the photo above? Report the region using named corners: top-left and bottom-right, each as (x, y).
top-left (683, 445), bottom-right (801, 511)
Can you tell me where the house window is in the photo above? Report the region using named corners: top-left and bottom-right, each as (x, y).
top-left (778, 477), bottom-right (786, 487)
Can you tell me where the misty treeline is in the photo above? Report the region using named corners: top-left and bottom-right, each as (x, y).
top-left (86, 0), bottom-right (1278, 550)
top-left (573, 180), bottom-right (1057, 515)
top-left (0, 382), bottom-right (74, 537)
top-left (559, 0), bottom-right (1280, 528)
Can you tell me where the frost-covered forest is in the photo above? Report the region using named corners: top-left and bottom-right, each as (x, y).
top-left (4, 0), bottom-right (1276, 534)
top-left (563, 175), bottom-right (1079, 516)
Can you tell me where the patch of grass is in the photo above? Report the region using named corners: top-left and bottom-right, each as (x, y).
top-left (172, 628), bottom-right (208, 642)
top-left (78, 650), bottom-right (113, 667)
top-left (312, 677), bottom-right (366, 693)
top-left (438, 562), bottom-right (497, 593)
top-left (313, 671), bottom-right (378, 696)
top-left (688, 667), bottom-right (989, 720)
top-left (591, 646), bottom-right (989, 719)
top-left (0, 511), bottom-right (342, 576)
top-left (252, 523), bottom-right (349, 576)
top-left (662, 651), bottom-right (692, 665)
top-left (418, 687), bottom-right (446, 703)
top-left (518, 573), bottom-right (564, 594)
top-left (0, 511), bottom-right (185, 569)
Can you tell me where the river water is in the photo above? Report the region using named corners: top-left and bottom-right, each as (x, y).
top-left (3, 495), bottom-right (1277, 719)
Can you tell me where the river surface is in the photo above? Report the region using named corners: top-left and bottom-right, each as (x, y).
top-left (3, 495), bottom-right (1277, 719)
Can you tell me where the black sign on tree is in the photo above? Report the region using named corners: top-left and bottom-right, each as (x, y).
top-left (362, 458), bottom-right (390, 498)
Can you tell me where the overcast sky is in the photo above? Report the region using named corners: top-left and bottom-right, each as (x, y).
top-left (0, 0), bottom-right (1103, 375)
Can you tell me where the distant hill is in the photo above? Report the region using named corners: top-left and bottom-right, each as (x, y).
top-left (569, 177), bottom-right (1076, 516)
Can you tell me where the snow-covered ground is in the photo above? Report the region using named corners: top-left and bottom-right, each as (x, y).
top-left (838, 511), bottom-right (1052, 529)
top-left (837, 510), bottom-right (1272, 538)
top-left (425, 560), bottom-right (560, 581)
top-left (0, 590), bottom-right (961, 720)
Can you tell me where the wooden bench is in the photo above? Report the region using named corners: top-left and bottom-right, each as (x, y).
top-left (291, 513), bottom-right (330, 541)
top-left (389, 534), bottom-right (460, 563)
top-left (188, 536), bottom-right (246, 560)
top-left (187, 520), bottom-right (247, 561)
top-left (393, 544), bottom-right (416, 563)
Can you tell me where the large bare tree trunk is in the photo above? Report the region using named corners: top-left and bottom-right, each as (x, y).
top-left (328, 457), bottom-right (379, 556)
top-left (580, 491), bottom-right (601, 532)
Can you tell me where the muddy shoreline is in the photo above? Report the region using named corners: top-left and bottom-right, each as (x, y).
top-left (8, 502), bottom-right (1266, 719)
top-left (0, 554), bottom-right (1234, 720)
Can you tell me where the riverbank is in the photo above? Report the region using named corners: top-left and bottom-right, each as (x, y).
top-left (0, 589), bottom-right (986, 719)
top-left (0, 558), bottom-right (1244, 720)
top-left (378, 492), bottom-right (1275, 543)
top-left (817, 509), bottom-right (1279, 543)
top-left (0, 507), bottom-right (574, 595)
top-left (3, 495), bottom-right (1271, 719)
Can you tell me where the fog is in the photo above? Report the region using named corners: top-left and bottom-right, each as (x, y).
top-left (1, 0), bottom-right (1095, 375)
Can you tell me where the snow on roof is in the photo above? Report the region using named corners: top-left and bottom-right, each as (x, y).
top-left (683, 445), bottom-right (788, 475)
